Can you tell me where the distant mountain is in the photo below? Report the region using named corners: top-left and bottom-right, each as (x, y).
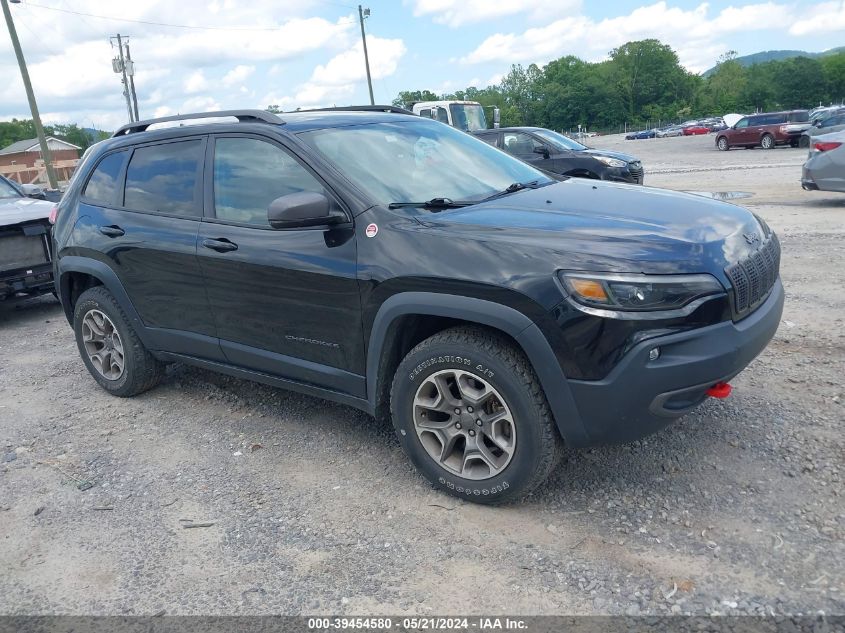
top-left (702, 47), bottom-right (845, 76)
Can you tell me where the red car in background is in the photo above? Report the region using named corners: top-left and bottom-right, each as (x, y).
top-left (683, 125), bottom-right (710, 135)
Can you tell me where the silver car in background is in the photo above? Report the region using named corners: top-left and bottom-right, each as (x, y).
top-left (802, 130), bottom-right (845, 193)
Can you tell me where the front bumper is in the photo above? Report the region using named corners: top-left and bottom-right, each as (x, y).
top-left (0, 262), bottom-right (54, 300)
top-left (565, 279), bottom-right (784, 445)
top-left (603, 166), bottom-right (645, 185)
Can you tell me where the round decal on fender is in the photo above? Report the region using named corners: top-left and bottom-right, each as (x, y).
top-left (365, 223), bottom-right (379, 238)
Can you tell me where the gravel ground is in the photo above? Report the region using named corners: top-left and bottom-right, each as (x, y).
top-left (0, 133), bottom-right (842, 617)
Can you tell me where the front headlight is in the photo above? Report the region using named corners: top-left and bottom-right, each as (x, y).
top-left (559, 272), bottom-right (724, 311)
top-left (593, 155), bottom-right (627, 168)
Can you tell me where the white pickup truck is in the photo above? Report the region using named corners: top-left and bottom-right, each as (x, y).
top-left (411, 100), bottom-right (499, 132)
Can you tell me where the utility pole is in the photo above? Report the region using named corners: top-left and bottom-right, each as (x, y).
top-left (112, 34), bottom-right (134, 122)
top-left (358, 5), bottom-right (374, 106)
top-left (1, 0), bottom-right (58, 189)
top-left (125, 42), bottom-right (140, 121)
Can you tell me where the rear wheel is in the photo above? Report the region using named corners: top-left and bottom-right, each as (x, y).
top-left (799, 136), bottom-right (810, 149)
top-left (761, 134), bottom-right (775, 149)
top-left (717, 136), bottom-right (729, 151)
top-left (73, 287), bottom-right (163, 397)
top-left (390, 327), bottom-right (561, 504)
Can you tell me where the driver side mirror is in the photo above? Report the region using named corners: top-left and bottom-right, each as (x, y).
top-left (268, 191), bottom-right (342, 229)
top-left (533, 146), bottom-right (550, 159)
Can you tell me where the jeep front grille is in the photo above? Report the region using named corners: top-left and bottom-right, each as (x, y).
top-left (725, 233), bottom-right (780, 320)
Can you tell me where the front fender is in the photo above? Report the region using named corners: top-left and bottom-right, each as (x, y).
top-left (366, 292), bottom-right (590, 447)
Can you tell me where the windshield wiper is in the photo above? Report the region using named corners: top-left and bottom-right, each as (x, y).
top-left (387, 197), bottom-right (475, 210)
top-left (479, 180), bottom-right (545, 202)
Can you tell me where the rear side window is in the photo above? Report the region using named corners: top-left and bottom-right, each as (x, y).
top-left (213, 137), bottom-right (327, 226)
top-left (788, 111), bottom-right (809, 123)
top-left (124, 140), bottom-right (203, 216)
top-left (82, 151), bottom-right (127, 205)
top-left (476, 134), bottom-right (498, 147)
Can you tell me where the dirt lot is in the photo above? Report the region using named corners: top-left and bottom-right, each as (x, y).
top-left (0, 133), bottom-right (842, 616)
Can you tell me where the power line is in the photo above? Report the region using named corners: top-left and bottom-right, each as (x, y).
top-left (22, 2), bottom-right (356, 31)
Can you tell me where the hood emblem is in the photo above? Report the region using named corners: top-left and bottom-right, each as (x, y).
top-left (743, 232), bottom-right (760, 245)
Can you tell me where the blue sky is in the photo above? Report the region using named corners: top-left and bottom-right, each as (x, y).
top-left (0, 0), bottom-right (843, 130)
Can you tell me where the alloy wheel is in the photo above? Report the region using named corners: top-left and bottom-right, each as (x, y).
top-left (81, 309), bottom-right (125, 380)
top-left (412, 369), bottom-right (516, 480)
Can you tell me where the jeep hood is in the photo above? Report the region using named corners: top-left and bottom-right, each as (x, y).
top-left (0, 197), bottom-right (53, 227)
top-left (421, 178), bottom-right (764, 275)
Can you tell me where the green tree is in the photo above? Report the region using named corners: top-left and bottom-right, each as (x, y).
top-left (392, 90), bottom-right (440, 108)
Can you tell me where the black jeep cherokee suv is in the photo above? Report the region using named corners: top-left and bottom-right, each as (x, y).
top-left (53, 108), bottom-right (783, 503)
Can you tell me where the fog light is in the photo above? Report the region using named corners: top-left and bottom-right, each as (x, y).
top-left (649, 347), bottom-right (660, 361)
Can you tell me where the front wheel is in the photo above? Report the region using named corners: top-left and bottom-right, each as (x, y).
top-left (390, 327), bottom-right (561, 504)
top-left (761, 134), bottom-right (775, 149)
top-left (717, 137), bottom-right (729, 151)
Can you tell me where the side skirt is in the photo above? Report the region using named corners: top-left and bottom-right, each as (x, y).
top-left (155, 351), bottom-right (374, 415)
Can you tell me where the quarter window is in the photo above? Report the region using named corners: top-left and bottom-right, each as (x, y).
top-left (124, 140), bottom-right (203, 216)
top-left (82, 151), bottom-right (127, 205)
top-left (213, 137), bottom-right (326, 226)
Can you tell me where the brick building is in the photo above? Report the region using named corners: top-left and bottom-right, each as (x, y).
top-left (0, 137), bottom-right (81, 185)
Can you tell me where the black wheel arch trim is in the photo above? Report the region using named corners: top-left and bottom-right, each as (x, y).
top-left (57, 256), bottom-right (152, 348)
top-left (366, 292), bottom-right (590, 447)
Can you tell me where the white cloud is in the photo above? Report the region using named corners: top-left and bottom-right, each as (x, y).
top-left (460, 1), bottom-right (798, 72)
top-left (411, 0), bottom-right (582, 28)
top-left (222, 65), bottom-right (255, 87)
top-left (790, 1), bottom-right (845, 36)
top-left (184, 71), bottom-right (208, 94)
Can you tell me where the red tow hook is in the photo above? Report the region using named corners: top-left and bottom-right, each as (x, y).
top-left (706, 382), bottom-right (732, 399)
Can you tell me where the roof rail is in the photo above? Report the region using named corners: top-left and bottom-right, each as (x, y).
top-left (112, 109), bottom-right (284, 137)
top-left (299, 105), bottom-right (414, 116)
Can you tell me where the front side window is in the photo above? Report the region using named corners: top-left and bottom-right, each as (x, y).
top-left (299, 119), bottom-right (551, 206)
top-left (82, 151), bottom-right (127, 205)
top-left (734, 118), bottom-right (750, 129)
top-left (503, 132), bottom-right (543, 156)
top-left (213, 137), bottom-right (326, 226)
top-left (124, 140), bottom-right (203, 216)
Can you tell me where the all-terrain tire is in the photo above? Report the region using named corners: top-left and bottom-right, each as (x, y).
top-left (390, 326), bottom-right (562, 504)
top-left (73, 286), bottom-right (163, 397)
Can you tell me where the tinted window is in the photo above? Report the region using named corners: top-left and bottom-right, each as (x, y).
top-left (787, 111), bottom-right (809, 122)
top-left (213, 137), bottom-right (326, 226)
top-left (124, 140), bottom-right (202, 216)
top-left (476, 133), bottom-right (498, 147)
top-left (435, 108), bottom-right (449, 124)
top-left (82, 151), bottom-right (126, 205)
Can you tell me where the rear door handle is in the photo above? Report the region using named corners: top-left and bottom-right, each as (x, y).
top-left (98, 225), bottom-right (125, 237)
top-left (202, 238), bottom-right (238, 253)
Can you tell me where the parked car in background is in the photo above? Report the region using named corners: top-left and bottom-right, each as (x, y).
top-left (802, 130), bottom-right (845, 193)
top-left (656, 126), bottom-right (683, 137)
top-left (715, 110), bottom-right (809, 150)
top-left (475, 127), bottom-right (645, 184)
top-left (799, 110), bottom-right (845, 148)
top-left (683, 124), bottom-right (710, 136)
top-left (0, 174), bottom-right (55, 301)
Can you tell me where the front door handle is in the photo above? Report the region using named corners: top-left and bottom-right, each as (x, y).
top-left (99, 225), bottom-right (125, 237)
top-left (202, 238), bottom-right (238, 253)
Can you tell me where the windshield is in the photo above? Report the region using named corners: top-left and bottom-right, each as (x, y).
top-left (533, 129), bottom-right (587, 152)
top-left (299, 119), bottom-right (552, 206)
top-left (0, 178), bottom-right (23, 199)
top-left (448, 104), bottom-right (487, 132)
